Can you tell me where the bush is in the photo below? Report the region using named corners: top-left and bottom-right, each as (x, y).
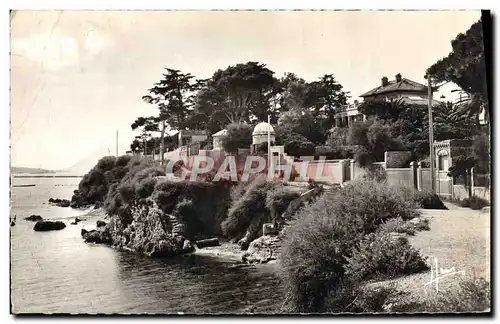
top-left (72, 155), bottom-right (152, 208)
top-left (345, 232), bottom-right (428, 281)
top-left (221, 123), bottom-right (252, 154)
top-left (362, 165), bottom-right (387, 182)
top-left (314, 146), bottom-right (355, 160)
top-left (379, 217), bottom-right (416, 235)
top-left (348, 118), bottom-right (405, 167)
top-left (413, 190), bottom-right (448, 209)
top-left (459, 195), bottom-right (489, 210)
top-left (103, 158), bottom-right (165, 226)
top-left (221, 176), bottom-right (273, 239)
top-left (265, 185), bottom-right (300, 223)
top-left (279, 179), bottom-right (422, 313)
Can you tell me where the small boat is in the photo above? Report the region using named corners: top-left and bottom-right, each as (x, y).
top-left (13, 184), bottom-right (36, 188)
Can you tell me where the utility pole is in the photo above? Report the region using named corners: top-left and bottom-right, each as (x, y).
top-left (116, 130), bottom-right (118, 157)
top-left (267, 115), bottom-right (271, 177)
top-left (427, 75), bottom-right (435, 193)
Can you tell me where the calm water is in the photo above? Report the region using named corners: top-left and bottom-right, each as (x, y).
top-left (10, 176), bottom-right (282, 314)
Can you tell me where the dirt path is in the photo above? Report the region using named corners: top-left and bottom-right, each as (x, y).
top-left (371, 206), bottom-right (490, 302)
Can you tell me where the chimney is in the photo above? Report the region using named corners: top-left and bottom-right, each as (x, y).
top-left (395, 73), bottom-right (402, 82)
top-left (381, 76), bottom-right (389, 87)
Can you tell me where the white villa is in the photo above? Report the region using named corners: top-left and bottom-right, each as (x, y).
top-left (333, 73), bottom-right (441, 128)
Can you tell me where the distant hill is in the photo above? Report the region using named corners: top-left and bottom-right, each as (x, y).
top-left (62, 146), bottom-right (116, 175)
top-left (11, 167), bottom-right (58, 174)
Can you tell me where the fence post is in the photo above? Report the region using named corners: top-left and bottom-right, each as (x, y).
top-left (471, 167), bottom-right (475, 197)
top-left (466, 169), bottom-right (471, 198)
top-left (417, 161), bottom-right (423, 191)
top-left (339, 160), bottom-right (345, 183)
top-left (350, 159), bottom-right (355, 181)
top-left (451, 172), bottom-right (454, 199)
top-left (409, 161), bottom-right (416, 189)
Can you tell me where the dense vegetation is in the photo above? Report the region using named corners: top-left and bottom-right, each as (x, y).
top-left (278, 179), bottom-right (428, 313)
top-left (221, 176), bottom-right (301, 248)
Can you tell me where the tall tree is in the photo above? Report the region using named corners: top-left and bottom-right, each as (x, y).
top-left (130, 116), bottom-right (159, 155)
top-left (142, 69), bottom-right (196, 165)
top-left (191, 62), bottom-right (278, 130)
top-left (307, 74), bottom-right (349, 127)
top-left (427, 101), bottom-right (478, 141)
top-left (426, 20), bottom-right (488, 125)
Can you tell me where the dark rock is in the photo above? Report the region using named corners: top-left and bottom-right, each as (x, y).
top-left (33, 220), bottom-right (66, 231)
top-left (71, 217), bottom-right (85, 225)
top-left (49, 198), bottom-right (71, 207)
top-left (96, 220), bottom-right (107, 228)
top-left (239, 239), bottom-right (250, 251)
top-left (10, 221), bottom-right (15, 227)
top-left (58, 200), bottom-right (70, 207)
top-left (94, 201), bottom-right (104, 209)
top-left (182, 240), bottom-right (195, 253)
top-left (82, 229), bottom-right (112, 245)
top-left (25, 215), bottom-right (43, 222)
top-left (241, 235), bottom-right (280, 264)
top-left (262, 223), bottom-right (278, 236)
top-left (195, 238), bottom-right (220, 249)
top-left (81, 229), bottom-right (88, 236)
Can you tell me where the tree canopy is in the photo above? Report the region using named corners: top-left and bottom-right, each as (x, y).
top-left (426, 20), bottom-right (488, 124)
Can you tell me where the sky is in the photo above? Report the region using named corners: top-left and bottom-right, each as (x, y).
top-left (10, 10), bottom-right (482, 171)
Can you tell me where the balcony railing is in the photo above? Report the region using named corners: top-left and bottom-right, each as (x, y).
top-left (335, 102), bottom-right (360, 113)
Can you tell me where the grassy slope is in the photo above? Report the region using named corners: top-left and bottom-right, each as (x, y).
top-left (371, 202), bottom-right (490, 307)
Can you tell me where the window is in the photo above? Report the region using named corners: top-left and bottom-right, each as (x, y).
top-left (438, 155), bottom-right (445, 171)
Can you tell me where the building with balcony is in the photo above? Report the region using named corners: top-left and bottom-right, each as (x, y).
top-left (333, 73), bottom-right (441, 128)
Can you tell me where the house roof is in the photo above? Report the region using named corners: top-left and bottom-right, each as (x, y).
top-left (212, 129), bottom-right (228, 137)
top-left (398, 96), bottom-right (441, 106)
top-left (360, 78), bottom-right (428, 98)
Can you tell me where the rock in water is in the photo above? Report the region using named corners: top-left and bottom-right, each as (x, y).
top-left (48, 198), bottom-right (71, 208)
top-left (182, 240), bottom-right (195, 253)
top-left (58, 200), bottom-right (71, 208)
top-left (81, 228), bottom-right (88, 236)
top-left (195, 238), bottom-right (220, 249)
top-left (71, 217), bottom-right (84, 225)
top-left (82, 229), bottom-right (112, 245)
top-left (33, 221), bottom-right (66, 231)
top-left (96, 220), bottom-right (107, 228)
top-left (25, 215), bottom-right (43, 222)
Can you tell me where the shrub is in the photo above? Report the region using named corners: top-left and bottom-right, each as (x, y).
top-left (278, 179), bottom-right (422, 313)
top-left (333, 179), bottom-right (419, 232)
top-left (413, 190), bottom-right (448, 209)
top-left (362, 165), bottom-right (387, 182)
top-left (348, 118), bottom-right (405, 167)
top-left (265, 185), bottom-right (300, 222)
top-left (221, 123), bottom-right (252, 154)
top-left (221, 176), bottom-right (273, 239)
top-left (459, 196), bottom-right (489, 210)
top-left (72, 155), bottom-right (152, 208)
top-left (345, 232), bottom-right (428, 281)
top-left (379, 217), bottom-right (416, 236)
